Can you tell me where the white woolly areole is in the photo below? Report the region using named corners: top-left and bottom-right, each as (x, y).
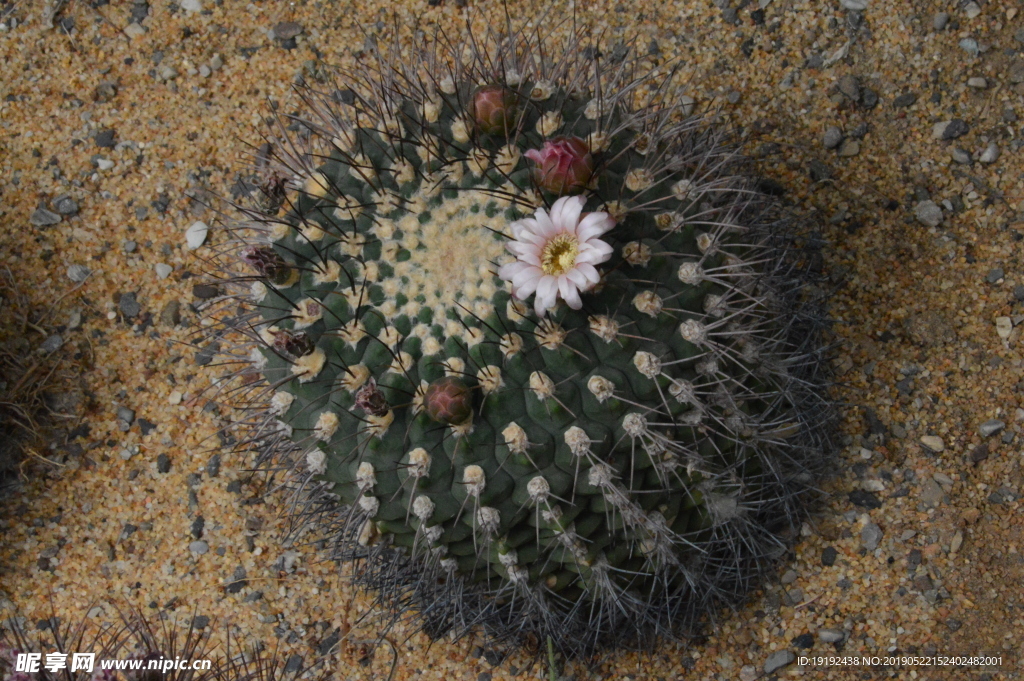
top-left (622, 412), bottom-right (648, 437)
top-left (671, 178), bottom-right (694, 201)
top-left (339, 319), bottom-right (367, 346)
top-left (467, 148), bottom-right (490, 177)
top-left (564, 426), bottom-right (592, 457)
top-left (477, 365), bottom-right (504, 395)
top-left (500, 332), bottom-right (523, 358)
top-left (502, 422), bottom-right (529, 454)
top-left (633, 351), bottom-right (662, 379)
top-left (495, 145), bottom-right (521, 175)
top-left (412, 495), bottom-right (435, 521)
top-left (529, 371), bottom-right (556, 400)
top-left (270, 222), bottom-right (291, 241)
top-left (527, 476), bottom-right (550, 503)
top-left (341, 364), bottom-right (371, 392)
top-left (440, 557), bottom-right (458, 572)
top-left (304, 172), bottom-right (331, 199)
top-left (439, 76), bottom-right (456, 95)
top-left (314, 411), bottom-right (339, 441)
top-left (530, 80), bottom-right (555, 100)
top-left (625, 169), bottom-right (655, 192)
top-left (423, 525), bottom-right (443, 544)
top-left (270, 391), bottom-right (295, 415)
top-left (696, 232), bottom-right (716, 254)
top-left (358, 495), bottom-right (379, 515)
top-left (704, 293), bottom-right (726, 317)
top-left (300, 223), bottom-right (325, 242)
top-left (476, 507), bottom-right (501, 534)
top-left (388, 351), bottom-right (413, 375)
top-left (536, 110), bottom-right (563, 137)
top-left (678, 261), bottom-right (704, 285)
top-left (250, 281), bottom-right (268, 303)
top-left (442, 356), bottom-right (465, 377)
top-left (655, 212), bottom-right (681, 231)
top-left (407, 447), bottom-right (431, 477)
top-left (588, 315), bottom-right (619, 342)
top-left (505, 69), bottom-right (523, 86)
top-left (587, 375), bottom-right (615, 402)
top-left (633, 290), bottom-right (663, 317)
top-left (450, 118), bottom-right (471, 144)
top-left (669, 378), bottom-right (696, 403)
top-left (584, 99), bottom-right (601, 120)
top-left (293, 298), bottom-right (323, 329)
top-left (536, 319), bottom-right (567, 350)
top-left (679, 319), bottom-right (708, 345)
top-left (499, 550), bottom-right (519, 568)
top-left (588, 463), bottom-right (614, 487)
top-left (312, 260), bottom-right (341, 285)
top-left (306, 449), bottom-right (327, 475)
top-left (622, 241), bottom-right (651, 266)
top-left (249, 347), bottom-right (268, 370)
top-left (463, 465), bottom-right (486, 497)
top-left (293, 347), bottom-right (326, 383)
top-left (356, 462), bottom-right (376, 491)
top-left (696, 357), bottom-right (719, 376)
top-left (365, 410), bottom-right (395, 436)
top-left (275, 420), bottom-right (293, 437)
top-left (587, 130), bottom-right (610, 153)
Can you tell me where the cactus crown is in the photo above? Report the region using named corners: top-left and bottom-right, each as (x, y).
top-left (212, 13), bottom-right (834, 659)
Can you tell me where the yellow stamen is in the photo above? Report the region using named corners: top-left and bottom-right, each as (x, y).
top-left (541, 234), bottom-right (579, 275)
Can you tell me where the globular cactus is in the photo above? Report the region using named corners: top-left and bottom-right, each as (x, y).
top-left (211, 15), bottom-right (834, 658)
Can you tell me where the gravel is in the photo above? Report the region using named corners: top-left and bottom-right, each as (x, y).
top-left (979, 143), bottom-right (999, 164)
top-left (189, 541), bottom-right (209, 555)
top-left (951, 148), bottom-right (972, 164)
top-left (914, 201), bottom-right (943, 227)
top-left (920, 435), bottom-right (944, 452)
top-left (821, 546), bottom-right (838, 566)
top-left (53, 195), bottom-right (79, 216)
top-left (934, 119), bottom-right (969, 140)
top-left (861, 522), bottom-right (883, 551)
top-left (979, 419), bottom-right (1005, 437)
top-left (67, 264), bottom-right (91, 282)
top-left (39, 334), bottom-right (63, 353)
top-left (933, 12), bottom-right (949, 30)
top-left (823, 127), bottom-right (844, 149)
top-left (118, 292), bottom-right (140, 318)
top-left (763, 650), bottom-right (795, 674)
top-left (818, 628), bottom-right (845, 643)
top-left (892, 92), bottom-right (917, 108)
top-left (30, 208), bottom-right (62, 227)
top-left (155, 263), bottom-right (173, 280)
top-left (185, 220), bottom-right (209, 249)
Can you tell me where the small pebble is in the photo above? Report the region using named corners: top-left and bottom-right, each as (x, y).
top-left (30, 209), bottom-right (62, 227)
top-left (934, 119), bottom-right (969, 140)
top-left (273, 22), bottom-right (304, 40)
top-left (995, 317), bottom-right (1012, 340)
top-left (155, 263), bottom-right (173, 280)
top-left (67, 309), bottom-right (82, 330)
top-left (199, 64), bottom-right (211, 78)
top-left (96, 158), bottom-right (114, 171)
top-left (67, 264), bottom-right (91, 282)
top-left (839, 0), bottom-right (867, 9)
top-left (914, 201), bottom-right (942, 227)
top-left (168, 391), bottom-right (183, 405)
top-left (823, 126), bottom-right (843, 149)
top-left (951, 148), bottom-right (972, 164)
top-left (860, 522), bottom-right (883, 551)
top-left (818, 628), bottom-right (845, 643)
top-left (210, 54), bottom-right (224, 70)
top-left (959, 38), bottom-right (980, 57)
top-left (920, 435), bottom-right (944, 452)
top-left (986, 268), bottom-right (1004, 284)
top-left (186, 221), bottom-right (209, 249)
top-left (53, 195), bottom-right (79, 216)
top-left (837, 74), bottom-right (860, 100)
top-left (964, 1), bottom-right (981, 19)
top-left (158, 65), bottom-right (178, 81)
top-left (892, 92), bottom-right (917, 108)
top-left (933, 12), bottom-right (949, 30)
top-left (780, 569), bottom-right (798, 584)
top-left (189, 541), bottom-right (209, 555)
top-left (967, 77), bottom-right (987, 89)
top-left (39, 334), bottom-right (63, 353)
top-left (821, 546), bottom-right (838, 566)
top-left (764, 650), bottom-right (795, 675)
top-left (159, 300), bottom-right (181, 327)
top-left (123, 240), bottom-right (137, 253)
top-left (979, 419), bottom-right (1005, 437)
top-left (837, 139), bottom-right (860, 157)
top-left (979, 143), bottom-right (999, 164)
top-left (179, 0), bottom-right (202, 11)
top-left (119, 292), bottom-right (140, 318)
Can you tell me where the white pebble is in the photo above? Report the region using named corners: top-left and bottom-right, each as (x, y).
top-left (155, 263), bottom-right (173, 280)
top-left (840, 0), bottom-right (867, 10)
top-left (979, 143), bottom-right (1000, 164)
top-left (967, 77), bottom-right (987, 89)
top-left (199, 64), bottom-right (211, 78)
top-left (168, 391), bottom-right (183, 405)
top-left (920, 435), bottom-right (944, 452)
top-left (186, 221), bottom-right (209, 249)
top-left (96, 158), bottom-right (114, 171)
top-left (995, 316), bottom-right (1012, 340)
top-left (180, 0), bottom-right (202, 11)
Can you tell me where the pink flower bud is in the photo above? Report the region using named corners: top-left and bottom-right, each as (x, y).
top-left (524, 136), bottom-right (594, 195)
top-left (423, 376), bottom-right (473, 424)
top-left (469, 85), bottom-right (520, 136)
top-left (355, 378), bottom-right (390, 417)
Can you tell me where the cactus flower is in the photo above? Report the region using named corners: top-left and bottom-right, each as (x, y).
top-left (469, 85), bottom-right (520, 136)
top-left (424, 376), bottom-right (473, 424)
top-left (524, 136), bottom-right (594, 195)
top-left (498, 195), bottom-right (615, 316)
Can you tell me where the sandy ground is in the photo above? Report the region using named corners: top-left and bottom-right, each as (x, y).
top-left (2, 0), bottom-right (1024, 679)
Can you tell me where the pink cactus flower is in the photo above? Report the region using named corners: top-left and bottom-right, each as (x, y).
top-left (524, 136), bottom-right (594, 195)
top-left (498, 195), bottom-right (615, 317)
top-left (469, 85), bottom-right (520, 136)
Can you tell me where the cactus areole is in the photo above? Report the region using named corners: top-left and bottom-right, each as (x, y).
top-left (223, 16), bottom-right (834, 658)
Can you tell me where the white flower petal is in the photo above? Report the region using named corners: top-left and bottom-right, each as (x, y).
top-left (554, 195), bottom-right (586, 232)
top-left (566, 268), bottom-right (590, 289)
top-left (575, 262), bottom-right (601, 285)
top-left (559, 276), bottom-right (582, 309)
top-left (577, 212), bottom-right (616, 241)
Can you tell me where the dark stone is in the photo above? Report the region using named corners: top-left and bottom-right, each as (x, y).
top-left (280, 38), bottom-right (297, 50)
top-left (119, 292), bottom-right (141, 318)
top-left (31, 208), bottom-right (62, 227)
top-left (821, 546), bottom-right (838, 566)
top-left (805, 53), bottom-right (824, 70)
top-left (159, 300), bottom-right (181, 327)
top-left (192, 615), bottom-right (209, 629)
top-left (483, 649), bottom-right (503, 666)
top-left (1014, 285), bottom-right (1024, 302)
top-left (893, 92), bottom-right (917, 108)
top-left (751, 8), bottom-right (765, 24)
top-left (122, 523), bottom-right (138, 538)
top-left (318, 630), bottom-right (340, 655)
top-left (130, 2), bottom-right (149, 23)
top-left (273, 22), bottom-right (303, 40)
top-left (226, 579), bottom-right (247, 594)
top-left (94, 128), bottom-right (117, 148)
top-left (226, 480), bottom-right (242, 494)
top-left (191, 516), bottom-right (204, 539)
top-left (53, 195), bottom-right (79, 216)
top-left (895, 378), bottom-right (914, 395)
top-left (908, 548), bottom-right (921, 566)
top-left (157, 454), bottom-right (171, 473)
top-left (863, 408), bottom-right (887, 436)
top-left (195, 342), bottom-right (219, 366)
top-left (848, 490), bottom-right (882, 509)
top-left (986, 268), bottom-right (1004, 284)
top-left (792, 633), bottom-right (814, 649)
top-left (941, 119), bottom-right (969, 140)
top-left (756, 178), bottom-right (786, 196)
top-left (207, 454), bottom-right (221, 478)
top-left (808, 159), bottom-right (832, 182)
top-left (860, 88), bottom-right (879, 109)
top-left (849, 123), bottom-right (869, 139)
top-left (284, 656), bottom-right (302, 673)
top-left (137, 418), bottom-right (156, 436)
top-left (191, 284), bottom-right (220, 299)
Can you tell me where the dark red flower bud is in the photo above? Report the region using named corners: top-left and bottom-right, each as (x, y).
top-left (242, 246), bottom-right (294, 286)
top-left (524, 136), bottom-right (594, 195)
top-left (423, 376), bottom-right (473, 425)
top-left (355, 378), bottom-right (390, 417)
top-left (468, 85), bottom-right (521, 136)
top-left (271, 329), bottom-right (315, 358)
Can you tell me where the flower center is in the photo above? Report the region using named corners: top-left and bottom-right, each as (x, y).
top-left (541, 234), bottom-right (579, 275)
